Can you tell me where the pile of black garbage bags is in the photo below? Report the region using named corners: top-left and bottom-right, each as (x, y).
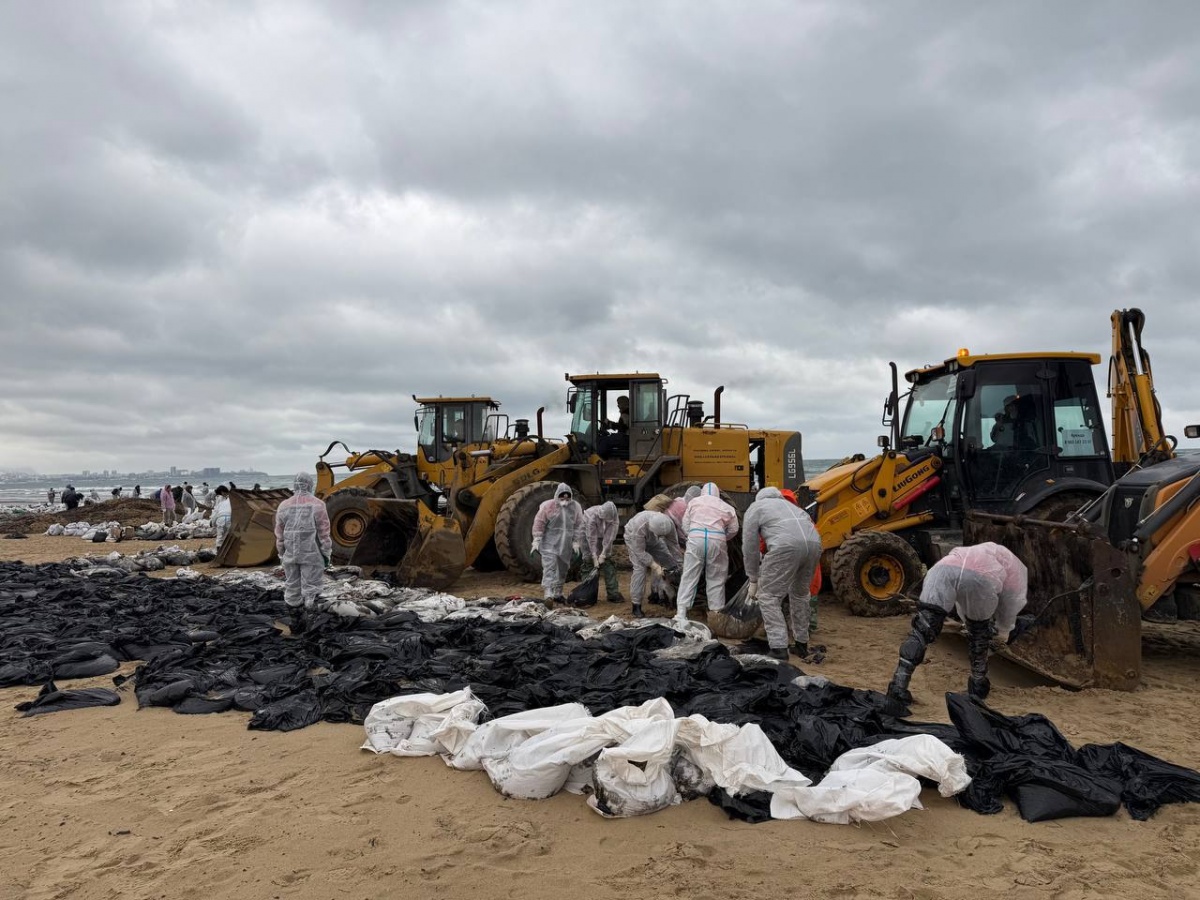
top-left (1, 561), bottom-right (1198, 823)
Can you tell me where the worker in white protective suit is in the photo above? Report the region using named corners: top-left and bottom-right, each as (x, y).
top-left (675, 482), bottom-right (739, 624)
top-left (742, 486), bottom-right (823, 661)
top-left (624, 509), bottom-right (682, 617)
top-left (530, 483), bottom-right (584, 606)
top-left (884, 542), bottom-right (1028, 714)
top-left (581, 501), bottom-right (623, 604)
top-left (273, 471), bottom-right (333, 633)
top-left (211, 486), bottom-right (232, 551)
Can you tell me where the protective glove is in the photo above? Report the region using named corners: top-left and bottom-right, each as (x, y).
top-left (322, 553), bottom-right (331, 569)
top-left (650, 561), bottom-right (665, 578)
top-left (746, 579), bottom-right (759, 600)
top-left (596, 553), bottom-right (607, 565)
top-left (530, 548), bottom-right (541, 561)
top-left (572, 541), bottom-right (581, 554)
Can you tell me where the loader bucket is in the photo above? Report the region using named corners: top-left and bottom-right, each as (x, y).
top-left (350, 498), bottom-right (466, 591)
top-left (964, 512), bottom-right (1142, 690)
top-left (215, 489), bottom-right (293, 567)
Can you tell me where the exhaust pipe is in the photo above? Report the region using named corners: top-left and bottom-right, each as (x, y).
top-left (536, 406), bottom-right (546, 441)
top-left (713, 386), bottom-right (724, 427)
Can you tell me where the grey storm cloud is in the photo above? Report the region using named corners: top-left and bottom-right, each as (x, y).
top-left (2, 0), bottom-right (1199, 475)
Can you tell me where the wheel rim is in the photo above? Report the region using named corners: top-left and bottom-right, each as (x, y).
top-left (332, 509), bottom-right (368, 546)
top-left (859, 554), bottom-right (904, 601)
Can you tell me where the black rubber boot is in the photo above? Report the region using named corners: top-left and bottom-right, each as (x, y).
top-left (792, 641), bottom-right (808, 658)
top-left (884, 660), bottom-right (916, 714)
top-left (289, 607), bottom-right (308, 635)
top-left (631, 603), bottom-right (645, 619)
top-left (608, 592), bottom-right (626, 605)
top-left (768, 647), bottom-right (789, 661)
top-left (966, 618), bottom-right (993, 701)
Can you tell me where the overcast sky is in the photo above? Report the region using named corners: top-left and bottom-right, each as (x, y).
top-left (2, 1), bottom-right (1199, 475)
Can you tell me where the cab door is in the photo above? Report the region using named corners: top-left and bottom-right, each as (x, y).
top-left (629, 381), bottom-right (664, 460)
top-left (959, 363), bottom-right (1051, 508)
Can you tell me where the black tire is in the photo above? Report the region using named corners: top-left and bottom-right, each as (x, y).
top-left (495, 481), bottom-right (560, 581)
top-left (832, 530), bottom-right (925, 617)
top-left (471, 536), bottom-right (506, 572)
top-left (1174, 585), bottom-right (1200, 622)
top-left (324, 487), bottom-right (375, 565)
top-left (1026, 491), bottom-right (1101, 523)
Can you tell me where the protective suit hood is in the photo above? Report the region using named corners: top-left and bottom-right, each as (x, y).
top-left (684, 486), bottom-right (702, 502)
top-left (597, 501), bottom-right (618, 523)
top-left (757, 487), bottom-right (783, 501)
top-left (555, 482), bottom-right (573, 500)
top-left (293, 471), bottom-right (316, 496)
top-left (702, 482), bottom-right (720, 497)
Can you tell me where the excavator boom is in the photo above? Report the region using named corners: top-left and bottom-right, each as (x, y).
top-left (1109, 307), bottom-right (1173, 469)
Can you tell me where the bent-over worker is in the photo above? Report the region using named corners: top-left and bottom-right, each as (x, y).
top-left (624, 509), bottom-right (682, 618)
top-left (884, 541), bottom-right (1028, 714)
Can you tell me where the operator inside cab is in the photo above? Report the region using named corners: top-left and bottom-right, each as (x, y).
top-left (598, 395), bottom-right (630, 459)
top-left (990, 394), bottom-right (1038, 451)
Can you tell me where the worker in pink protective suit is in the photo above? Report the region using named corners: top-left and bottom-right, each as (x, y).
top-left (274, 471), bottom-right (333, 633)
top-left (675, 482), bottom-right (740, 623)
top-left (884, 541), bottom-right (1029, 714)
top-left (531, 482), bottom-right (584, 606)
top-left (160, 484), bottom-right (176, 526)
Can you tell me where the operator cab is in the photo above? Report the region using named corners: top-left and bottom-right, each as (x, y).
top-left (414, 396), bottom-right (502, 464)
top-left (566, 373), bottom-right (666, 460)
top-left (897, 351), bottom-right (1114, 514)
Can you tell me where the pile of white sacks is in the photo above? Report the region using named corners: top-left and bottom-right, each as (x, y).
top-left (361, 689), bottom-right (971, 824)
top-left (64, 545), bottom-right (218, 575)
top-left (44, 521), bottom-right (134, 542)
top-left (134, 512), bottom-right (215, 540)
top-left (43, 513), bottom-right (215, 542)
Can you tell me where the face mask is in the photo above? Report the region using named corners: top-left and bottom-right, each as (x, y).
top-left (558, 497), bottom-right (570, 506)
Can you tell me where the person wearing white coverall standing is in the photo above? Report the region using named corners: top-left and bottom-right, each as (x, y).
top-left (274, 471), bottom-right (333, 633)
top-left (624, 509), bottom-right (683, 617)
top-left (581, 501), bottom-right (623, 604)
top-left (675, 482), bottom-right (739, 623)
top-left (742, 486), bottom-right (823, 660)
top-left (884, 542), bottom-right (1029, 714)
top-left (531, 483), bottom-right (584, 605)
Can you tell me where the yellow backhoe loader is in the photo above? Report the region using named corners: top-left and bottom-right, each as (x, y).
top-left (800, 307), bottom-right (1198, 689)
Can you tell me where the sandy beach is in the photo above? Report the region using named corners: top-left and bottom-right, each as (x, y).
top-left (1, 533), bottom-right (1198, 900)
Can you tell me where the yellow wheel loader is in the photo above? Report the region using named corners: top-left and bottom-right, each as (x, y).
top-left (217, 396), bottom-right (510, 587)
top-left (478, 373), bottom-right (804, 581)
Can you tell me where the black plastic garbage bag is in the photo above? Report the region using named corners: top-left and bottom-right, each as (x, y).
top-left (567, 572), bottom-right (600, 608)
top-left (248, 691), bottom-right (323, 732)
top-left (707, 582), bottom-right (762, 640)
top-left (708, 787), bottom-right (773, 823)
top-left (1075, 742), bottom-right (1200, 821)
top-left (51, 644), bottom-right (121, 680)
top-left (16, 680), bottom-right (121, 716)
